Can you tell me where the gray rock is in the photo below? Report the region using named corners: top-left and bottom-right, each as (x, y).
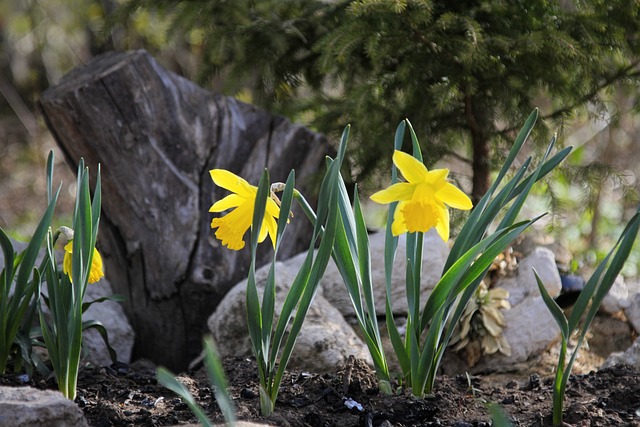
top-left (207, 261), bottom-right (371, 372)
top-left (298, 229), bottom-right (448, 317)
top-left (602, 336), bottom-right (640, 369)
top-left (82, 280), bottom-right (135, 366)
top-left (504, 247), bottom-right (562, 306)
top-left (600, 275), bottom-right (630, 315)
top-left (624, 291), bottom-right (640, 334)
top-left (486, 248), bottom-right (562, 364)
top-left (442, 247), bottom-right (563, 374)
top-left (0, 386), bottom-right (88, 427)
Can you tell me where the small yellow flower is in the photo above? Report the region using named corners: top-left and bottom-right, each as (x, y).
top-left (209, 169), bottom-right (280, 251)
top-left (63, 242), bottom-right (104, 284)
top-left (370, 150), bottom-right (473, 241)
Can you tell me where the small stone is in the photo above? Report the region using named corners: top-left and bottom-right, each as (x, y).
top-left (528, 373), bottom-right (541, 389)
top-left (0, 386), bottom-right (88, 427)
top-left (602, 336), bottom-right (640, 369)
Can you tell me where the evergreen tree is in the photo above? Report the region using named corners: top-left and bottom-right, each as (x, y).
top-left (112, 0), bottom-right (640, 201)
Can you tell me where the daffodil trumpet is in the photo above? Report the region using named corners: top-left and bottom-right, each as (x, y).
top-left (55, 226), bottom-right (104, 284)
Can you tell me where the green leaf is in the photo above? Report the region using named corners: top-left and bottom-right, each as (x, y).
top-left (405, 119), bottom-right (423, 163)
top-left (448, 109), bottom-right (538, 265)
top-left (419, 217), bottom-right (542, 394)
top-left (422, 219), bottom-right (538, 327)
top-left (548, 210), bottom-right (640, 425)
top-left (203, 337), bottom-right (236, 426)
top-left (82, 319), bottom-right (118, 364)
top-left (15, 186), bottom-right (60, 301)
top-left (353, 187), bottom-right (376, 328)
top-left (245, 170), bottom-right (270, 365)
top-left (157, 367), bottom-right (212, 427)
top-left (270, 124), bottom-right (347, 407)
top-left (534, 269), bottom-right (569, 339)
top-left (488, 403), bottom-right (514, 427)
top-left (0, 229), bottom-right (15, 295)
top-left (46, 150), bottom-right (54, 204)
top-left (81, 294), bottom-right (126, 313)
top-left (381, 120), bottom-right (407, 377)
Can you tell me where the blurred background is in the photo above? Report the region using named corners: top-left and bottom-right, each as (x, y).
top-left (1, 0), bottom-right (639, 275)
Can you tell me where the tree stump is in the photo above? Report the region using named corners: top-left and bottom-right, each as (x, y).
top-left (39, 50), bottom-right (330, 370)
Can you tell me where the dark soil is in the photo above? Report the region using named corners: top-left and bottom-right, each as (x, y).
top-left (2, 357), bottom-right (640, 426)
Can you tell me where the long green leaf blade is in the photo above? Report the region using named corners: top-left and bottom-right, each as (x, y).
top-left (534, 269), bottom-right (569, 339)
top-left (157, 367), bottom-right (212, 427)
top-left (203, 337), bottom-right (236, 426)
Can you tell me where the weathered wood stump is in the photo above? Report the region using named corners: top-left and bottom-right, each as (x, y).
top-left (39, 50), bottom-right (330, 370)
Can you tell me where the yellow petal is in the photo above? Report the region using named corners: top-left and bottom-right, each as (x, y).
top-left (265, 197), bottom-right (281, 220)
top-left (434, 203), bottom-right (450, 242)
top-left (257, 198), bottom-right (280, 246)
top-left (210, 194), bottom-right (245, 212)
top-left (425, 168), bottom-right (449, 185)
top-left (393, 150), bottom-right (428, 183)
top-left (63, 242), bottom-right (73, 278)
top-left (258, 218), bottom-right (270, 244)
top-left (370, 182), bottom-right (415, 204)
top-left (411, 182), bottom-right (435, 204)
top-left (391, 202), bottom-right (408, 236)
top-left (262, 214), bottom-right (279, 248)
top-left (62, 242), bottom-right (104, 284)
top-left (88, 249), bottom-right (104, 284)
top-left (436, 183), bottom-right (473, 210)
top-left (210, 169), bottom-right (256, 198)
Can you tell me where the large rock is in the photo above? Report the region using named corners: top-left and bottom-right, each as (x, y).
top-left (600, 275), bottom-right (629, 315)
top-left (40, 50), bottom-right (330, 370)
top-left (208, 261), bottom-right (371, 373)
top-left (442, 247), bottom-right (563, 373)
top-left (82, 280), bottom-right (135, 366)
top-left (0, 386), bottom-right (88, 427)
top-left (482, 247), bottom-right (562, 364)
top-left (285, 229), bottom-right (450, 317)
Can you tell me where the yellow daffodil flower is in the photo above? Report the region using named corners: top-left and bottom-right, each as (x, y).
top-left (63, 242), bottom-right (104, 284)
top-left (371, 150), bottom-right (473, 241)
top-left (209, 169), bottom-right (280, 250)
